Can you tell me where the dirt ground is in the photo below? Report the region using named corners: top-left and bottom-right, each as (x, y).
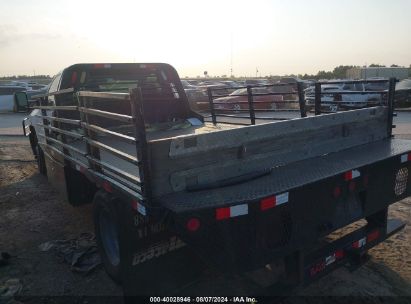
top-left (1, 136), bottom-right (411, 303)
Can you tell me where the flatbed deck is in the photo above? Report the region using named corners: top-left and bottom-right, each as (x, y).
top-left (157, 138), bottom-right (411, 212)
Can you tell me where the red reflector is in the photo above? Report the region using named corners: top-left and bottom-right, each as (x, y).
top-left (94, 64), bottom-right (104, 69)
top-left (344, 171), bottom-right (352, 181)
top-left (216, 207), bottom-right (230, 220)
top-left (187, 218), bottom-right (200, 232)
top-left (333, 186), bottom-right (341, 198)
top-left (408, 153), bottom-right (411, 161)
top-left (102, 181), bottom-right (112, 193)
top-left (261, 196), bottom-right (276, 211)
top-left (335, 249), bottom-right (344, 259)
top-left (367, 230), bottom-right (380, 243)
top-left (352, 241), bottom-right (359, 249)
top-left (349, 181), bottom-right (356, 192)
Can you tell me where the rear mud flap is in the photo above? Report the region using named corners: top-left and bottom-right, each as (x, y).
top-left (44, 152), bottom-right (68, 199)
top-left (118, 207), bottom-right (206, 297)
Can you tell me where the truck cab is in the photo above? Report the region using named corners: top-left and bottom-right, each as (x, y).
top-left (26, 63), bottom-right (198, 170)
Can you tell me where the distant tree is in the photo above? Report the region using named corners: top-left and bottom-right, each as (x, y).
top-left (390, 64), bottom-right (400, 67)
top-left (369, 64), bottom-right (386, 67)
top-left (299, 73), bottom-right (316, 80)
top-left (332, 65), bottom-right (355, 79)
top-left (316, 70), bottom-right (333, 79)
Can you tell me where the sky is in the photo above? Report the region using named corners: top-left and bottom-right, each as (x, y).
top-left (0, 0), bottom-right (410, 78)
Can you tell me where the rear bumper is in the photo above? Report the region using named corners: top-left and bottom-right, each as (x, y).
top-left (166, 142), bottom-right (411, 273)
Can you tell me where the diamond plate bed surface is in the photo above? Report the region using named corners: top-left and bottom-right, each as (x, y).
top-left (157, 138), bottom-right (411, 212)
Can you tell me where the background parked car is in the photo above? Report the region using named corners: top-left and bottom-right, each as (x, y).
top-left (184, 79), bottom-right (201, 86)
top-left (219, 80), bottom-right (242, 88)
top-left (395, 79), bottom-right (411, 106)
top-left (181, 80), bottom-right (209, 111)
top-left (213, 87), bottom-right (283, 111)
top-left (244, 79), bottom-right (271, 86)
top-left (305, 80), bottom-right (385, 112)
top-left (196, 81), bottom-right (231, 97)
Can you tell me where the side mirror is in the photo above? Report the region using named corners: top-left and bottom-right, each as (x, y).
top-left (14, 92), bottom-right (29, 113)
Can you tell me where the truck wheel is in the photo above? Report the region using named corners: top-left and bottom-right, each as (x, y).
top-left (36, 145), bottom-right (47, 176)
top-left (93, 191), bottom-right (122, 283)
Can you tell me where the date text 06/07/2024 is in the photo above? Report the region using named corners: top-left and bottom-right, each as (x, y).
top-left (149, 297), bottom-right (258, 303)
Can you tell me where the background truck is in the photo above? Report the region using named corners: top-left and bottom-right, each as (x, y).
top-left (19, 63), bottom-right (410, 296)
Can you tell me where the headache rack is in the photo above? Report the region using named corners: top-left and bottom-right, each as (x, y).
top-left (33, 87), bottom-right (152, 204)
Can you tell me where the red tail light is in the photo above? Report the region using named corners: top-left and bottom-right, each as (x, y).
top-left (186, 218), bottom-right (201, 232)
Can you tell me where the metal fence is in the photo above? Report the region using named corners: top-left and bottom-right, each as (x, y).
top-left (205, 82), bottom-right (307, 125)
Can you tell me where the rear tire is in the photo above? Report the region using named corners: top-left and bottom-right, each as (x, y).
top-left (93, 191), bottom-right (122, 283)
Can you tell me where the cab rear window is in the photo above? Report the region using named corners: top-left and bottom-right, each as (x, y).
top-left (62, 67), bottom-right (180, 100)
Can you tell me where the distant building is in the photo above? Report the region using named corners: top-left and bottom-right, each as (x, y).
top-left (346, 67), bottom-right (409, 80)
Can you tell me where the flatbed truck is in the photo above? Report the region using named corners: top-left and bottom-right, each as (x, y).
top-left (19, 63), bottom-right (410, 296)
